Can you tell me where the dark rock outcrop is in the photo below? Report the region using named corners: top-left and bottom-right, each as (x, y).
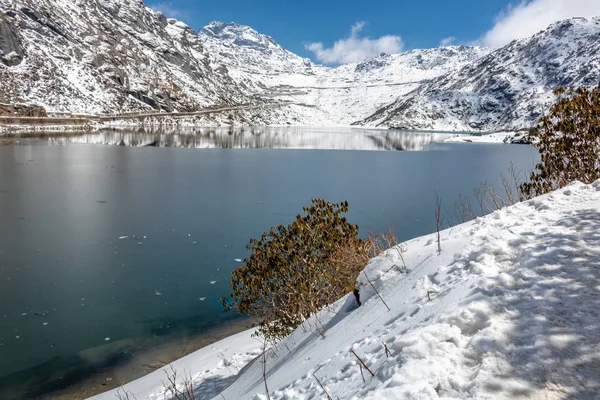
top-left (0, 12), bottom-right (22, 66)
top-left (0, 102), bottom-right (47, 117)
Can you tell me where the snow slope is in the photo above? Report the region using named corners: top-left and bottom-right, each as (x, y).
top-left (94, 180), bottom-right (600, 399)
top-left (89, 328), bottom-right (262, 400)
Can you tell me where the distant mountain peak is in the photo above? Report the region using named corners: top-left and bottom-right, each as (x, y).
top-left (198, 20), bottom-right (313, 73)
top-left (200, 21), bottom-right (276, 45)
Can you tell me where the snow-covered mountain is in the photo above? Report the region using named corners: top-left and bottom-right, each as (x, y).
top-left (198, 21), bottom-right (313, 75)
top-left (197, 22), bottom-right (490, 125)
top-left (0, 0), bottom-right (246, 113)
top-left (1, 0), bottom-right (598, 130)
top-left (361, 17), bottom-right (600, 131)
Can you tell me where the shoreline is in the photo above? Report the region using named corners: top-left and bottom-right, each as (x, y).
top-left (0, 122), bottom-right (527, 136)
top-left (31, 316), bottom-right (258, 400)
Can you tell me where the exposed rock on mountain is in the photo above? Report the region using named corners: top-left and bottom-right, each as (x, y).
top-left (361, 17), bottom-right (600, 131)
top-left (0, 102), bottom-right (46, 116)
top-left (0, 12), bottom-right (23, 67)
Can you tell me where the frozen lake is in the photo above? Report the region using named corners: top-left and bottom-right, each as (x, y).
top-left (0, 127), bottom-right (538, 398)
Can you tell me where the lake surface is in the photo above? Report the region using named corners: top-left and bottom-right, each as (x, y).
top-left (0, 127), bottom-right (539, 398)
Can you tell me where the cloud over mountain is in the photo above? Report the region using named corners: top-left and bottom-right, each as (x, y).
top-left (482, 0), bottom-right (600, 46)
top-left (306, 22), bottom-right (403, 65)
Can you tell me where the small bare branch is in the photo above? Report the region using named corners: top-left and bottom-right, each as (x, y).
top-left (312, 374), bottom-right (333, 400)
top-left (363, 271), bottom-right (390, 311)
top-left (434, 192), bottom-right (442, 254)
top-left (350, 349), bottom-right (374, 377)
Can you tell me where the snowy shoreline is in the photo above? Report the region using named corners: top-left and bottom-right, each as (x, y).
top-left (443, 131), bottom-right (531, 144)
top-left (92, 180), bottom-right (600, 399)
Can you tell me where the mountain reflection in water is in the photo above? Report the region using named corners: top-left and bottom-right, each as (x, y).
top-left (42, 127), bottom-right (459, 151)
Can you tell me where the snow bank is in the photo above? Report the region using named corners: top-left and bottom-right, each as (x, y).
top-left (444, 131), bottom-right (528, 144)
top-left (89, 328), bottom-right (261, 400)
top-left (92, 181), bottom-right (600, 399)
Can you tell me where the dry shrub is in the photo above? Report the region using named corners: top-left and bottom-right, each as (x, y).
top-left (161, 366), bottom-right (196, 400)
top-left (450, 162), bottom-right (529, 226)
top-left (222, 199), bottom-right (400, 342)
top-left (521, 85), bottom-right (600, 197)
top-left (222, 199), bottom-right (365, 341)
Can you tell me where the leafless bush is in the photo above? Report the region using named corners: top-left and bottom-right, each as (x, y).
top-left (115, 386), bottom-right (137, 400)
top-left (325, 228), bottom-right (402, 301)
top-left (450, 163), bottom-right (530, 226)
top-left (161, 365), bottom-right (196, 400)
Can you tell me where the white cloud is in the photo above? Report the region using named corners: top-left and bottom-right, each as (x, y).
top-left (149, 2), bottom-right (182, 19)
top-left (482, 0), bottom-right (600, 47)
top-left (306, 22), bottom-right (403, 65)
top-left (439, 36), bottom-right (456, 46)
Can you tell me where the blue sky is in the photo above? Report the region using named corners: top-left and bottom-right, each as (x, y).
top-left (148, 0), bottom-right (600, 64)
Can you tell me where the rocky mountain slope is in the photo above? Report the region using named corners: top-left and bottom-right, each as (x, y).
top-left (360, 17), bottom-right (600, 131)
top-left (0, 0), bottom-right (247, 114)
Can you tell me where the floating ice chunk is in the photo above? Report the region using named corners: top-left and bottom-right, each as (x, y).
top-left (118, 236), bottom-right (128, 240)
top-left (43, 322), bottom-right (48, 326)
top-left (210, 281), bottom-right (217, 284)
top-left (199, 297), bottom-right (206, 301)
top-left (104, 337), bottom-right (110, 341)
top-left (234, 259), bottom-right (242, 262)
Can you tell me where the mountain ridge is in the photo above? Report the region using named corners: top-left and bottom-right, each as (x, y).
top-left (0, 0), bottom-right (598, 131)
top-left (359, 16), bottom-right (600, 131)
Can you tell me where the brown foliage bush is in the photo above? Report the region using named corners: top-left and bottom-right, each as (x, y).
top-left (222, 199), bottom-right (396, 341)
top-left (520, 85), bottom-right (600, 197)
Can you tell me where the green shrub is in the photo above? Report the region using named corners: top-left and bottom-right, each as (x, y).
top-left (221, 199), bottom-right (367, 341)
top-left (520, 85), bottom-right (600, 197)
